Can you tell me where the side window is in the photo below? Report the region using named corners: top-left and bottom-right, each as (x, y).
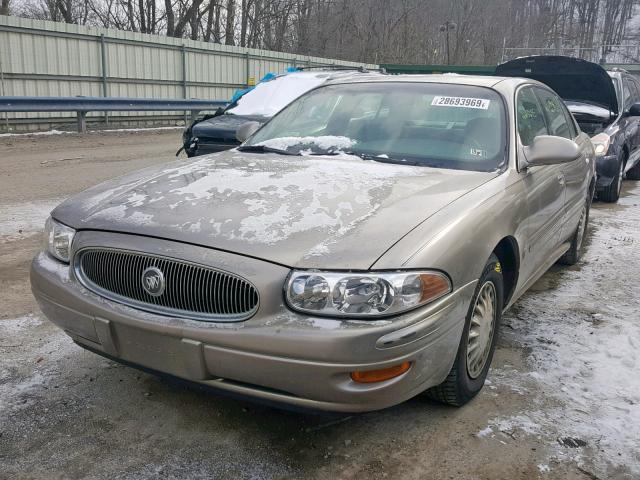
top-left (623, 77), bottom-right (637, 111)
top-left (632, 79), bottom-right (640, 109)
top-left (517, 87), bottom-right (548, 146)
top-left (535, 87), bottom-right (573, 139)
top-left (562, 106), bottom-right (578, 138)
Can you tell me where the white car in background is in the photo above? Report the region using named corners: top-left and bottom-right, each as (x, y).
top-left (181, 67), bottom-right (384, 156)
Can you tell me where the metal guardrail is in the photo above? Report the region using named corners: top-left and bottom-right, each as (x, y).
top-left (0, 96), bottom-right (227, 132)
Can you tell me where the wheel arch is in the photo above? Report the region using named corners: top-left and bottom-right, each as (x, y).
top-left (622, 143), bottom-right (630, 166)
top-left (492, 236), bottom-right (520, 307)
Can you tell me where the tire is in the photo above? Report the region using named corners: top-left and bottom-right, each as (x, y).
top-left (627, 161), bottom-right (640, 180)
top-left (559, 197), bottom-right (590, 265)
top-left (425, 254), bottom-right (504, 406)
top-left (598, 155), bottom-right (624, 203)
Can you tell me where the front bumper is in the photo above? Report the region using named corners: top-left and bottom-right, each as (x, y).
top-left (30, 232), bottom-right (473, 412)
top-left (595, 154), bottom-right (620, 189)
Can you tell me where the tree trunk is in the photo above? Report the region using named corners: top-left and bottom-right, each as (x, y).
top-left (204, 1), bottom-right (215, 42)
top-left (138, 0), bottom-right (146, 33)
top-left (165, 0), bottom-right (175, 37)
top-left (225, 0), bottom-right (236, 45)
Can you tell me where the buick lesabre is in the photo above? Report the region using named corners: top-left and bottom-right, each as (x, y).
top-left (31, 75), bottom-right (595, 411)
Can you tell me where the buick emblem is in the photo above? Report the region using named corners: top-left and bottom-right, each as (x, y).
top-left (141, 266), bottom-right (165, 297)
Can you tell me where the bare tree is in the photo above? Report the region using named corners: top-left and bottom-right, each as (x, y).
top-left (1, 0), bottom-right (11, 16)
top-left (7, 0), bottom-right (640, 65)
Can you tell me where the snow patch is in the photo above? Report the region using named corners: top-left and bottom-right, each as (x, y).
top-left (0, 126), bottom-right (182, 137)
top-left (486, 198), bottom-right (640, 476)
top-left (491, 414), bottom-right (543, 437)
top-left (476, 426), bottom-right (493, 438)
top-left (228, 72), bottom-right (328, 116)
top-left (162, 156), bottom-right (418, 245)
top-left (0, 314), bottom-right (43, 337)
top-left (256, 135), bottom-right (356, 152)
top-left (537, 464), bottom-right (550, 473)
top-left (89, 204), bottom-right (155, 226)
top-left (0, 198), bottom-right (65, 237)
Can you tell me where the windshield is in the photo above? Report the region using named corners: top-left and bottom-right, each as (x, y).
top-left (226, 74), bottom-right (328, 117)
top-left (245, 82), bottom-right (507, 171)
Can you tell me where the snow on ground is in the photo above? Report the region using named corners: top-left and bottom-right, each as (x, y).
top-left (0, 126), bottom-right (182, 138)
top-left (0, 314), bottom-right (79, 414)
top-left (482, 190), bottom-right (640, 478)
top-left (0, 197), bottom-right (66, 238)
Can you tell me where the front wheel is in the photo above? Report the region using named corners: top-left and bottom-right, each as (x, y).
top-left (598, 156), bottom-right (624, 203)
top-left (425, 254), bottom-right (503, 406)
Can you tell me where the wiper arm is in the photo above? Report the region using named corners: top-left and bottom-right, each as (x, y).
top-left (342, 150), bottom-right (375, 160)
top-left (343, 150), bottom-right (417, 165)
top-left (236, 145), bottom-right (299, 156)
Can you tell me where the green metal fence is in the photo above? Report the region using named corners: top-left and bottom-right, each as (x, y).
top-left (381, 64), bottom-right (496, 75)
top-left (0, 15), bottom-right (376, 132)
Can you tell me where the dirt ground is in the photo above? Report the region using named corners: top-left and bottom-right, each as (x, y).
top-left (0, 130), bottom-right (638, 480)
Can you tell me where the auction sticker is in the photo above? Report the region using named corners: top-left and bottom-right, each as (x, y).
top-left (431, 96), bottom-right (490, 109)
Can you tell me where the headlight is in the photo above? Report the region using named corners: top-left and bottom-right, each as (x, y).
top-left (44, 217), bottom-right (75, 263)
top-left (285, 270), bottom-right (451, 318)
top-left (591, 133), bottom-right (611, 156)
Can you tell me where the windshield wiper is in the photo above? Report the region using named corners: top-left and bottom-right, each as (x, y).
top-left (311, 149), bottom-right (375, 161)
top-left (313, 149), bottom-right (409, 164)
top-left (236, 145), bottom-right (299, 156)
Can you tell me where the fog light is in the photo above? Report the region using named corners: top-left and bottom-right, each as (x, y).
top-left (350, 361), bottom-right (411, 383)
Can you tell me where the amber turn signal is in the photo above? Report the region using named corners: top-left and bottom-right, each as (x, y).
top-left (419, 273), bottom-right (451, 303)
top-left (350, 361), bottom-right (411, 384)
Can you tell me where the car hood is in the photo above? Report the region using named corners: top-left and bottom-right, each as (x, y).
top-left (192, 114), bottom-right (267, 140)
top-left (52, 152), bottom-right (498, 269)
top-left (496, 55), bottom-right (618, 116)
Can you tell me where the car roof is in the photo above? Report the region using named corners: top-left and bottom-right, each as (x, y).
top-left (323, 73), bottom-right (527, 89)
top-left (271, 69), bottom-right (385, 82)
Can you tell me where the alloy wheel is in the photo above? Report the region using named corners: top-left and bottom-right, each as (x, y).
top-left (466, 281), bottom-right (497, 379)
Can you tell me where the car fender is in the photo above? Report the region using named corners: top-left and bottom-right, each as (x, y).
top-left (371, 171), bottom-right (527, 292)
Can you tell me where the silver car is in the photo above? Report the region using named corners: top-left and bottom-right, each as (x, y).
top-left (31, 75), bottom-right (595, 412)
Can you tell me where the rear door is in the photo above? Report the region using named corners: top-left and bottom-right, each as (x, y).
top-left (516, 85), bottom-right (566, 282)
top-left (623, 76), bottom-right (640, 169)
top-left (534, 86), bottom-right (590, 241)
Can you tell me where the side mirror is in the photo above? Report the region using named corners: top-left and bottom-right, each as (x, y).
top-left (629, 102), bottom-right (640, 117)
top-left (236, 121), bottom-right (262, 143)
top-left (523, 135), bottom-right (581, 167)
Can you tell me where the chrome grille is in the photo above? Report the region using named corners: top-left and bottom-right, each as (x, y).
top-left (75, 248), bottom-right (259, 321)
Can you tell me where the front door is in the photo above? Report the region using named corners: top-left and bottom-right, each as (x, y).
top-left (516, 86), bottom-right (566, 284)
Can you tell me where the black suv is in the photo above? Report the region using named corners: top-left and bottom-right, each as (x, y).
top-left (497, 56), bottom-right (640, 202)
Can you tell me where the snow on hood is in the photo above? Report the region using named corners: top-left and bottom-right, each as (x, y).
top-left (256, 136), bottom-right (356, 152)
top-left (52, 151), bottom-right (497, 269)
top-left (227, 73), bottom-right (329, 117)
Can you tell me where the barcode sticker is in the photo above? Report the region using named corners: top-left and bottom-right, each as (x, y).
top-left (431, 96), bottom-right (490, 109)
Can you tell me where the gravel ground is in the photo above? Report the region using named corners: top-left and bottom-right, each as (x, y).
top-left (0, 130), bottom-right (638, 480)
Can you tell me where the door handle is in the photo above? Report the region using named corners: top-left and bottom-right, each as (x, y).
top-left (557, 174), bottom-right (565, 186)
